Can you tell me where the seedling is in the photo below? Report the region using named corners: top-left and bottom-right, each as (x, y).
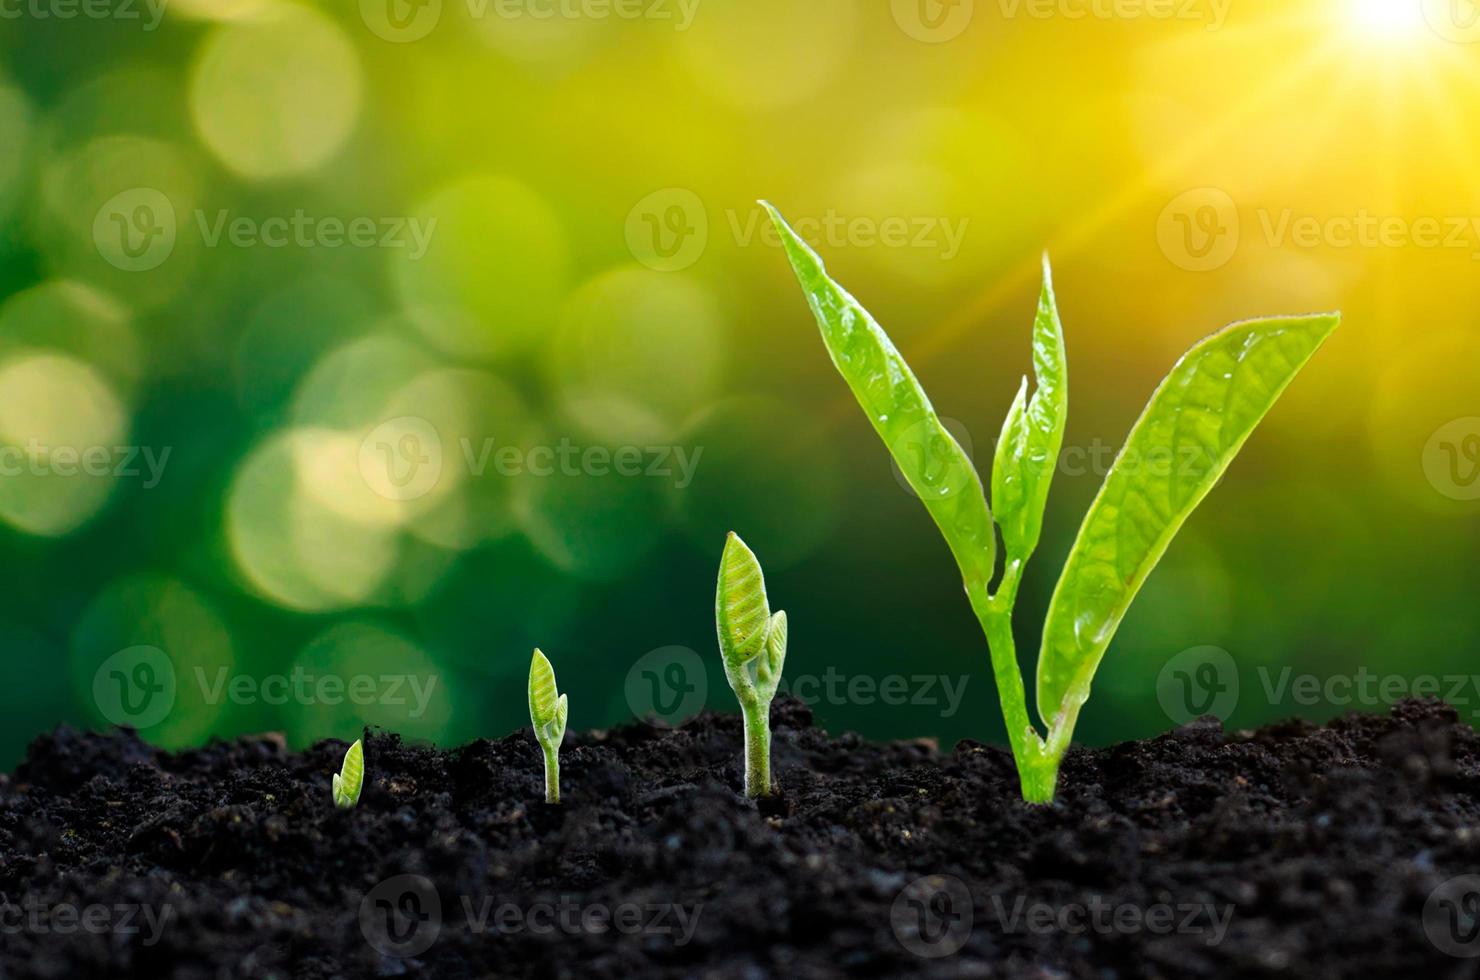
top-left (764, 202), bottom-right (1338, 803)
top-left (528, 648), bottom-right (568, 804)
top-left (715, 532), bottom-right (789, 797)
top-left (332, 738), bottom-right (363, 809)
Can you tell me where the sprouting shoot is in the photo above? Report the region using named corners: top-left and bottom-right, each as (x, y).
top-left (528, 648), bottom-right (569, 804)
top-left (332, 738), bottom-right (363, 809)
top-left (715, 532), bottom-right (789, 798)
top-left (765, 201), bottom-right (1338, 803)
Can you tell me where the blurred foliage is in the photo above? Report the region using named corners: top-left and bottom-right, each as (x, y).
top-left (0, 0), bottom-right (1477, 766)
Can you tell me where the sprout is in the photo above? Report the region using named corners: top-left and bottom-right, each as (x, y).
top-left (528, 648), bottom-right (568, 804)
top-left (766, 201), bottom-right (1337, 802)
top-left (332, 738), bottom-right (363, 809)
top-left (715, 532), bottom-right (789, 797)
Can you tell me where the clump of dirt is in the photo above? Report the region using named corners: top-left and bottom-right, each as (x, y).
top-left (2, 697), bottom-right (1477, 978)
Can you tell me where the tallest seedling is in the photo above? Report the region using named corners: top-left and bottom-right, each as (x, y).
top-left (764, 202), bottom-right (1338, 802)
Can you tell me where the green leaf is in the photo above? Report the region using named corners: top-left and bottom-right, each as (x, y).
top-left (759, 610), bottom-right (788, 690)
top-left (528, 648), bottom-right (561, 733)
top-left (333, 738), bottom-right (363, 809)
top-left (763, 202), bottom-right (996, 596)
top-left (991, 256), bottom-right (1067, 564)
top-left (716, 532), bottom-right (771, 667)
top-left (1036, 313), bottom-right (1339, 727)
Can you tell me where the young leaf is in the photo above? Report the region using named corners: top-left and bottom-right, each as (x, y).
top-left (528, 648), bottom-right (562, 736)
top-left (716, 531), bottom-right (771, 668)
top-left (763, 611), bottom-right (788, 682)
top-left (762, 202), bottom-right (996, 597)
top-left (1035, 313), bottom-right (1340, 728)
top-left (332, 738), bottom-right (363, 809)
top-left (991, 256), bottom-right (1067, 564)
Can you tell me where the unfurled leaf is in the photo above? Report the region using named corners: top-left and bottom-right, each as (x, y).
top-left (716, 532), bottom-right (771, 667)
top-left (991, 256), bottom-right (1067, 564)
top-left (332, 738), bottom-right (363, 809)
top-left (1036, 313), bottom-right (1340, 728)
top-left (763, 202), bottom-right (996, 598)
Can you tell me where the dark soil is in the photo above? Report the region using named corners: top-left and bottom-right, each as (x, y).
top-left (3, 697), bottom-right (1479, 979)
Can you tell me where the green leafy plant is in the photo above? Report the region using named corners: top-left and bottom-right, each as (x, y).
top-left (716, 532), bottom-right (789, 797)
top-left (528, 648), bottom-right (568, 804)
top-left (763, 202), bottom-right (1338, 803)
top-left (332, 738), bottom-right (363, 809)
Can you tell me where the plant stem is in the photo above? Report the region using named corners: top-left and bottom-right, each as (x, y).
top-left (542, 745), bottom-right (560, 804)
top-left (741, 701), bottom-right (772, 797)
top-left (969, 560), bottom-right (1062, 804)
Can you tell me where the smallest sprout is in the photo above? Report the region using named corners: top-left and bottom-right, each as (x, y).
top-left (332, 739), bottom-right (364, 809)
top-left (528, 649), bottom-right (569, 804)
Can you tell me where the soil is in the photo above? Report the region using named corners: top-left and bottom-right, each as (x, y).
top-left (2, 697), bottom-right (1479, 979)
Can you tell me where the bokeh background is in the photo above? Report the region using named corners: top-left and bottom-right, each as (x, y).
top-left (0, 0), bottom-right (1477, 767)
